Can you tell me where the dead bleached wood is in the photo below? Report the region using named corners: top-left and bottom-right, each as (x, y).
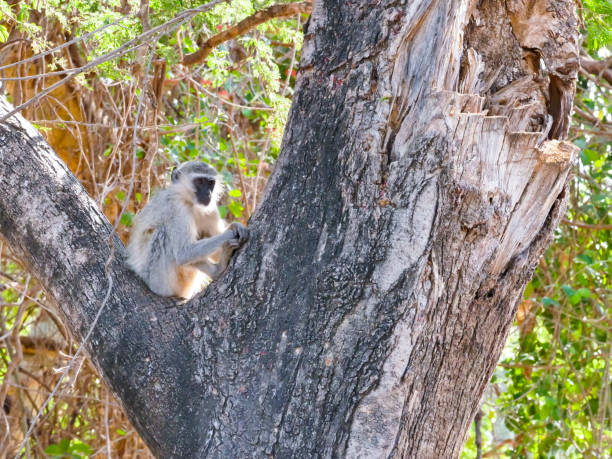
top-left (0, 0), bottom-right (578, 456)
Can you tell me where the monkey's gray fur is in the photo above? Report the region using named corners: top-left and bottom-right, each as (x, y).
top-left (127, 161), bottom-right (249, 299)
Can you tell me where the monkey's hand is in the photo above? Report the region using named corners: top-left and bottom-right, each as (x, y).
top-left (227, 222), bottom-right (249, 249)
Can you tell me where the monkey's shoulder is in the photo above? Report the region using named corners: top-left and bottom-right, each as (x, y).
top-left (136, 190), bottom-right (190, 221)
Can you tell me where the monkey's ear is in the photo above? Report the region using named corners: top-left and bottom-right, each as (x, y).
top-left (171, 167), bottom-right (181, 183)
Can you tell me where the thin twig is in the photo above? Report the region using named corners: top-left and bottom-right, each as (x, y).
top-left (191, 78), bottom-right (274, 111)
top-left (0, 38), bottom-right (32, 52)
top-left (562, 219), bottom-right (612, 231)
top-left (0, 17), bottom-right (127, 72)
top-left (475, 409), bottom-right (483, 459)
top-left (104, 391), bottom-right (112, 459)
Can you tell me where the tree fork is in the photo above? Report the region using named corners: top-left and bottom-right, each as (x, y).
top-left (0, 0), bottom-right (578, 456)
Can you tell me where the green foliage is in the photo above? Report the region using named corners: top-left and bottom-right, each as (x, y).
top-left (120, 211), bottom-right (134, 226)
top-left (582, 0), bottom-right (612, 51)
top-left (44, 438), bottom-right (93, 458)
top-left (0, 24), bottom-right (8, 43)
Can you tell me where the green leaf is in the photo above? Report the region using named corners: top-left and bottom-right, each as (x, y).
top-left (17, 5), bottom-right (28, 22)
top-left (592, 193), bottom-right (607, 202)
top-left (44, 444), bottom-right (66, 455)
top-left (120, 211), bottom-right (133, 227)
top-left (45, 438), bottom-right (70, 456)
top-left (523, 282), bottom-right (535, 298)
top-left (0, 25), bottom-right (9, 43)
top-left (569, 293), bottom-right (581, 305)
top-left (69, 441), bottom-right (93, 456)
top-left (576, 288), bottom-right (591, 298)
top-left (573, 137), bottom-right (586, 149)
top-left (561, 285), bottom-right (575, 297)
top-left (228, 200), bottom-right (243, 218)
top-left (542, 297), bottom-right (560, 307)
top-left (228, 189), bottom-right (242, 197)
top-left (575, 253), bottom-right (594, 264)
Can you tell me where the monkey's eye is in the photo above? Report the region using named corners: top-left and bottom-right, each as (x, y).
top-left (193, 177), bottom-right (215, 188)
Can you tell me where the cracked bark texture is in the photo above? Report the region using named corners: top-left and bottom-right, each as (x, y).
top-left (0, 0), bottom-right (578, 457)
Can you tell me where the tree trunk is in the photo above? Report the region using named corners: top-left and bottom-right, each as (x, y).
top-left (0, 0), bottom-right (578, 457)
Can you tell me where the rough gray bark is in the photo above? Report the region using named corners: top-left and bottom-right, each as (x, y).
top-left (0, 0), bottom-right (578, 457)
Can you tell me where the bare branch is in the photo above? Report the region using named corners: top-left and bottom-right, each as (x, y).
top-left (138, 0), bottom-right (152, 33)
top-left (580, 54), bottom-right (612, 85)
top-left (0, 38), bottom-right (32, 52)
top-left (475, 410), bottom-right (483, 459)
top-left (182, 1), bottom-right (312, 66)
top-left (562, 219), bottom-right (612, 231)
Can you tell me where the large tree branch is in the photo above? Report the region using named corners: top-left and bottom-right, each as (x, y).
top-left (182, 2), bottom-right (312, 66)
top-left (0, 98), bottom-right (191, 455)
top-left (0, 0), bottom-right (579, 456)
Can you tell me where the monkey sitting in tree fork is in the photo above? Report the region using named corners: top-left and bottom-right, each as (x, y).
top-left (127, 161), bottom-right (249, 299)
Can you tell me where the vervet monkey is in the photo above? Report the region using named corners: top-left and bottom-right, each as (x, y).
top-left (127, 161), bottom-right (249, 299)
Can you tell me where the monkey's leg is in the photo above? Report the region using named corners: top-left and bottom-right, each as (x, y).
top-left (194, 243), bottom-right (235, 280)
top-left (194, 259), bottom-right (225, 280)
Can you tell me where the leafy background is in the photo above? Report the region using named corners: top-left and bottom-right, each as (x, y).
top-left (0, 0), bottom-right (609, 457)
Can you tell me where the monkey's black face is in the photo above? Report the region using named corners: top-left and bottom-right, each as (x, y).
top-left (193, 176), bottom-right (216, 206)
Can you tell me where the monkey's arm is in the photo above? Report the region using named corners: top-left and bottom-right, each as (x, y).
top-left (175, 222), bottom-right (249, 266)
top-left (183, 222), bottom-right (249, 278)
top-left (175, 231), bottom-right (235, 266)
